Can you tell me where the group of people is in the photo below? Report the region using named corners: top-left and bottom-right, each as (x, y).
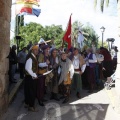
top-left (8, 38), bottom-right (117, 112)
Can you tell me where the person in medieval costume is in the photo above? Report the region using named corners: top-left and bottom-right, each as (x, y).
top-left (38, 38), bottom-right (47, 53)
top-left (85, 48), bottom-right (97, 93)
top-left (72, 48), bottom-right (86, 98)
top-left (24, 45), bottom-right (39, 112)
top-left (100, 47), bottom-right (113, 79)
top-left (37, 45), bottom-right (50, 106)
top-left (95, 49), bottom-right (104, 88)
top-left (58, 52), bottom-right (74, 103)
top-left (48, 48), bottom-right (60, 101)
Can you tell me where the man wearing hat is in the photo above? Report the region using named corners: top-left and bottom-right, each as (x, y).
top-left (38, 38), bottom-right (47, 53)
top-left (37, 44), bottom-right (50, 106)
top-left (24, 45), bottom-right (39, 112)
top-left (59, 51), bottom-right (74, 103)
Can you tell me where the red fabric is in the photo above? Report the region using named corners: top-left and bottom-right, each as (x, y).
top-left (100, 49), bottom-right (112, 61)
top-left (63, 15), bottom-right (71, 49)
top-left (20, 7), bottom-right (32, 13)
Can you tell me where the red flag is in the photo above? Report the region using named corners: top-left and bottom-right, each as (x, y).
top-left (63, 14), bottom-right (72, 49)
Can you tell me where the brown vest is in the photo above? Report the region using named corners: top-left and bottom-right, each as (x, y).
top-left (38, 53), bottom-right (48, 74)
top-left (25, 53), bottom-right (38, 75)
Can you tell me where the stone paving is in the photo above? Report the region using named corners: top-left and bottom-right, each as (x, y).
top-left (1, 85), bottom-right (120, 120)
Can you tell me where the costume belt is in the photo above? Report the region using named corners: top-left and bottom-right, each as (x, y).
top-left (74, 69), bottom-right (80, 72)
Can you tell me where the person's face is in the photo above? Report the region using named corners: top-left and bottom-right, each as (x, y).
top-left (23, 48), bottom-right (27, 52)
top-left (52, 50), bottom-right (57, 57)
top-left (86, 49), bottom-right (90, 54)
top-left (96, 50), bottom-right (100, 54)
top-left (32, 49), bottom-right (38, 56)
top-left (74, 49), bottom-right (79, 55)
top-left (61, 53), bottom-right (67, 60)
top-left (44, 48), bottom-right (49, 55)
top-left (13, 46), bottom-right (17, 50)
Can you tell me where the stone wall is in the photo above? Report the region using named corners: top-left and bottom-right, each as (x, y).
top-left (0, 0), bottom-right (11, 117)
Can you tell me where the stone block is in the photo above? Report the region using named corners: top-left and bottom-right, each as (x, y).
top-left (0, 1), bottom-right (5, 17)
top-left (0, 0), bottom-right (12, 118)
top-left (0, 94), bottom-right (8, 118)
top-left (0, 59), bottom-right (9, 74)
top-left (0, 43), bottom-right (10, 61)
top-left (5, 0), bottom-right (12, 7)
top-left (0, 2), bottom-right (11, 21)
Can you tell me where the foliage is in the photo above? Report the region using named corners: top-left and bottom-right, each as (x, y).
top-left (18, 22), bottom-right (64, 49)
top-left (15, 21), bottom-right (103, 50)
top-left (72, 21), bottom-right (84, 47)
top-left (94, 0), bottom-right (118, 12)
top-left (71, 21), bottom-right (99, 48)
top-left (81, 23), bottom-right (99, 48)
top-left (10, 38), bottom-right (15, 47)
top-left (97, 40), bottom-right (108, 48)
top-left (15, 15), bottom-right (24, 36)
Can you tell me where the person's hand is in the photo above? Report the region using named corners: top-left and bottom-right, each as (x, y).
top-left (46, 59), bottom-right (50, 65)
top-left (85, 58), bottom-right (88, 62)
top-left (79, 71), bottom-right (83, 75)
top-left (102, 67), bottom-right (106, 71)
top-left (49, 65), bottom-right (52, 69)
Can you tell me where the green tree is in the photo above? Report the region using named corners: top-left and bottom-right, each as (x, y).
top-left (72, 21), bottom-right (89, 48)
top-left (15, 15), bottom-right (24, 36)
top-left (94, 0), bottom-right (119, 36)
top-left (82, 24), bottom-right (99, 48)
top-left (97, 40), bottom-right (108, 48)
top-left (94, 0), bottom-right (118, 12)
top-left (19, 22), bottom-right (64, 49)
top-left (71, 21), bottom-right (99, 49)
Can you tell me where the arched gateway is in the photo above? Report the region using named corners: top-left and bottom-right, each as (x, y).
top-left (0, 0), bottom-right (12, 117)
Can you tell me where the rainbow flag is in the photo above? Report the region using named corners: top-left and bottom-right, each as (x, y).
top-left (16, 4), bottom-right (41, 17)
top-left (16, 0), bottom-right (40, 6)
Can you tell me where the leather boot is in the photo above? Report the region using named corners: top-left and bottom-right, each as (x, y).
top-left (62, 97), bottom-right (69, 104)
top-left (50, 92), bottom-right (54, 100)
top-left (76, 92), bottom-right (81, 99)
top-left (38, 100), bottom-right (45, 106)
top-left (53, 93), bottom-right (60, 101)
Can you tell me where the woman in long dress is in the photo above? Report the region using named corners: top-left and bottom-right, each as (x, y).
top-left (49, 49), bottom-right (59, 101)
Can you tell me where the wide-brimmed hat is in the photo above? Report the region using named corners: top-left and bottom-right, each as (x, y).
top-left (38, 38), bottom-right (47, 45)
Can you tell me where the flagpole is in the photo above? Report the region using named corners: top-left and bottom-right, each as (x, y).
top-left (62, 38), bottom-right (64, 49)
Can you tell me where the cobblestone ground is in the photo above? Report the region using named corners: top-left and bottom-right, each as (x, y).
top-left (1, 85), bottom-right (120, 120)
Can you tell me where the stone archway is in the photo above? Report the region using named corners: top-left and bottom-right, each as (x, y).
top-left (0, 0), bottom-right (12, 117)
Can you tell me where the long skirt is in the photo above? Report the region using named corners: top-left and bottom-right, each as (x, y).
top-left (37, 75), bottom-right (45, 101)
top-left (24, 75), bottom-right (37, 107)
top-left (81, 67), bottom-right (89, 88)
top-left (102, 61), bottom-right (113, 78)
top-left (48, 71), bottom-right (59, 94)
top-left (72, 73), bottom-right (82, 93)
top-left (87, 66), bottom-right (96, 87)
